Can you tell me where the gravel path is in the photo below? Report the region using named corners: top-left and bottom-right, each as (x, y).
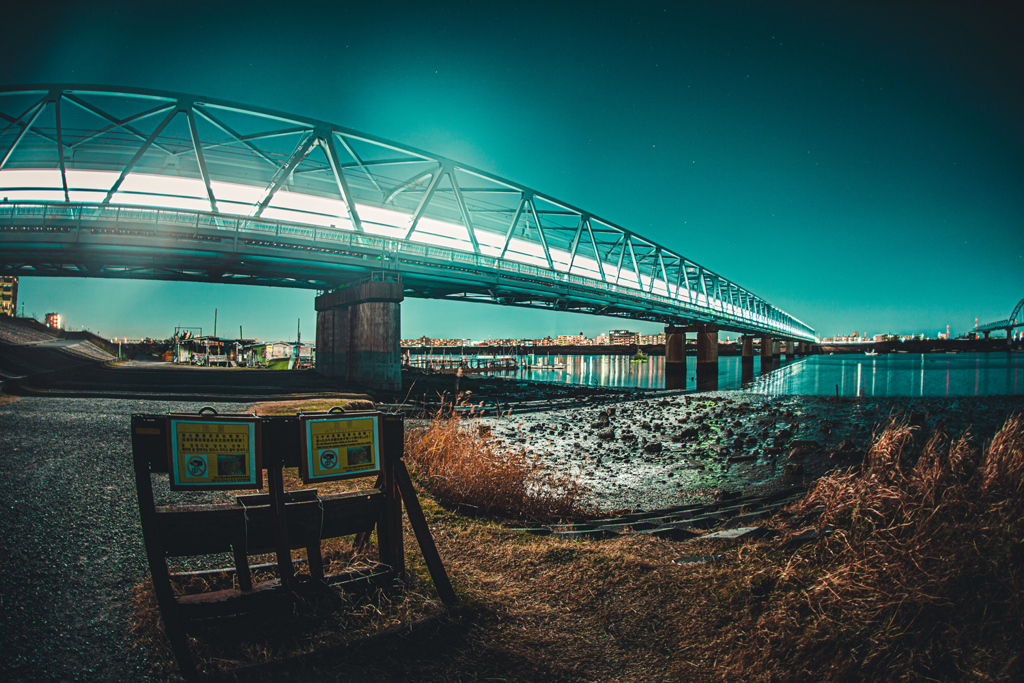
top-left (0, 397), bottom-right (248, 682)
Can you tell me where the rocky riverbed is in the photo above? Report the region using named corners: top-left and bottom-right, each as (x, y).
top-left (482, 392), bottom-right (1024, 511)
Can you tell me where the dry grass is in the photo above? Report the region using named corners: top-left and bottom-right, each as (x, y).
top-left (404, 394), bottom-right (595, 523)
top-left (128, 406), bottom-right (1024, 682)
top-left (250, 396), bottom-right (375, 416)
top-left (718, 414), bottom-right (1024, 682)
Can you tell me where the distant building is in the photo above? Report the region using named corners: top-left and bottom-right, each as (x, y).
top-left (555, 332), bottom-right (585, 345)
top-left (45, 312), bottom-right (63, 329)
top-left (609, 329), bottom-right (638, 345)
top-left (0, 276), bottom-right (17, 316)
top-left (639, 333), bottom-right (666, 345)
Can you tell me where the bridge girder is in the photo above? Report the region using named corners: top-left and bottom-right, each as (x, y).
top-left (976, 296), bottom-right (1024, 334)
top-left (0, 84), bottom-right (816, 341)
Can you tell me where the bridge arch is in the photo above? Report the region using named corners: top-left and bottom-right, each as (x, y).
top-left (1010, 297), bottom-right (1024, 326)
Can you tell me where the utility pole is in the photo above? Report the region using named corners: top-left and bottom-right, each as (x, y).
top-left (214, 308), bottom-right (218, 338)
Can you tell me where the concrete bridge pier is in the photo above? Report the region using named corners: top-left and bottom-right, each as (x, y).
top-left (696, 324), bottom-right (719, 391)
top-left (760, 335), bottom-right (775, 373)
top-left (315, 276), bottom-right (404, 391)
top-left (741, 335), bottom-right (754, 384)
top-left (664, 326), bottom-right (687, 390)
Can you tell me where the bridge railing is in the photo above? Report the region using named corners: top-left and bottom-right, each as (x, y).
top-left (0, 201), bottom-right (816, 340)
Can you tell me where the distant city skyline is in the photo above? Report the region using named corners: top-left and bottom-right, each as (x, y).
top-left (10, 274), bottom-right (1004, 343)
top-left (2, 2), bottom-right (1022, 342)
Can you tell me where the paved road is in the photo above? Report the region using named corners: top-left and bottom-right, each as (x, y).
top-left (0, 397), bottom-right (248, 682)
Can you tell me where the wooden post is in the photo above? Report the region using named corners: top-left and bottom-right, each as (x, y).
top-left (394, 460), bottom-right (457, 605)
top-left (382, 415), bottom-right (406, 575)
top-left (267, 466), bottom-right (294, 590)
top-left (231, 540), bottom-right (253, 592)
top-left (353, 472), bottom-right (384, 550)
top-left (133, 449), bottom-right (198, 679)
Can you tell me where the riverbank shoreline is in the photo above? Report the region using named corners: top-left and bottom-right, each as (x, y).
top-left (482, 391), bottom-right (1024, 512)
top-left (405, 337), bottom-right (1024, 357)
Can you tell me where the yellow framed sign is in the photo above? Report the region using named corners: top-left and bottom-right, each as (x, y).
top-left (299, 412), bottom-right (381, 483)
top-left (166, 415), bottom-right (262, 490)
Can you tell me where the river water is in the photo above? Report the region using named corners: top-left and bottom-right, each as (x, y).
top-left (484, 352), bottom-right (1024, 396)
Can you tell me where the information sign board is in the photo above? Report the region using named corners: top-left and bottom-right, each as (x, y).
top-left (166, 415), bottom-right (262, 490)
top-left (299, 412), bottom-right (381, 483)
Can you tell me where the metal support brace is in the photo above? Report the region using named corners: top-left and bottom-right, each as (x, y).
top-left (54, 95), bottom-right (69, 203)
top-left (585, 220), bottom-right (606, 282)
top-left (0, 101), bottom-right (47, 171)
top-left (187, 109), bottom-right (218, 213)
top-left (252, 132), bottom-right (316, 217)
top-left (403, 166), bottom-right (444, 240)
top-left (102, 107), bottom-right (180, 203)
top-left (322, 133), bottom-right (364, 232)
top-left (527, 198), bottom-right (554, 270)
top-left (627, 235), bottom-right (642, 289)
top-left (64, 95), bottom-right (178, 156)
top-left (448, 168), bottom-right (480, 254)
top-left (499, 195), bottom-right (526, 258)
top-left (384, 168), bottom-right (434, 205)
top-left (566, 216), bottom-right (584, 273)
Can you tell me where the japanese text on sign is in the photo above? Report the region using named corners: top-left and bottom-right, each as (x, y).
top-left (168, 418), bottom-right (260, 490)
top-left (301, 415), bottom-right (380, 482)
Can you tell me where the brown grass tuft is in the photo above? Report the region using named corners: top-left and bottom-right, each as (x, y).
top-left (720, 413), bottom-right (1024, 682)
top-left (404, 394), bottom-right (595, 523)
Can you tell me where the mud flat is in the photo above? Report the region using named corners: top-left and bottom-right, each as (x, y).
top-left (483, 392), bottom-right (1024, 511)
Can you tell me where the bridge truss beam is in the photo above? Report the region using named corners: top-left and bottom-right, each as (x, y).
top-left (0, 84), bottom-right (815, 341)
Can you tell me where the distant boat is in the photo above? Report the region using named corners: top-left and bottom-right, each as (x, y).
top-left (865, 350), bottom-right (879, 356)
top-left (526, 362), bottom-right (566, 370)
top-left (631, 350), bottom-right (649, 363)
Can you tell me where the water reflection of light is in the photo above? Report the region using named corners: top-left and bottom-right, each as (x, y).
top-left (473, 352), bottom-right (1023, 396)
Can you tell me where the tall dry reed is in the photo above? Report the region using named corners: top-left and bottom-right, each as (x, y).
top-left (404, 396), bottom-right (593, 522)
top-left (726, 414), bottom-right (1024, 682)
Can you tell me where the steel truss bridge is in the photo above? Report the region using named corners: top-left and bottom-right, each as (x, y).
top-left (0, 84), bottom-right (815, 341)
top-left (976, 298), bottom-right (1024, 338)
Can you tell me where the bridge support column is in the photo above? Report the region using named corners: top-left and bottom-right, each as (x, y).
top-left (315, 276), bottom-right (404, 391)
top-left (696, 324), bottom-right (719, 391)
top-left (741, 335), bottom-right (754, 384)
top-left (664, 326), bottom-right (686, 390)
top-left (760, 335), bottom-right (775, 372)
top-left (983, 331), bottom-right (990, 339)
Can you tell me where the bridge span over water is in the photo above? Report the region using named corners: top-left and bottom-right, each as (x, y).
top-left (0, 84), bottom-right (815, 388)
top-left (976, 298), bottom-right (1024, 342)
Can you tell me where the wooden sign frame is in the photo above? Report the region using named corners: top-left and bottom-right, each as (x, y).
top-left (133, 411), bottom-right (455, 680)
top-left (298, 410), bottom-right (382, 483)
top-left (166, 414), bottom-right (263, 491)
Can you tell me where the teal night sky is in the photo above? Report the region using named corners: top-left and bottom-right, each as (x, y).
top-left (2, 1), bottom-right (1021, 341)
